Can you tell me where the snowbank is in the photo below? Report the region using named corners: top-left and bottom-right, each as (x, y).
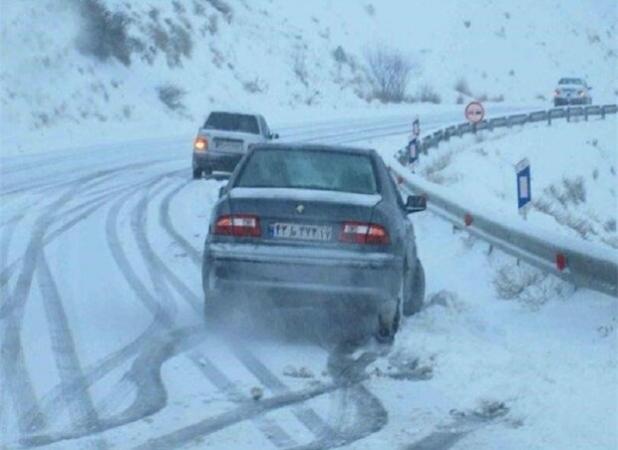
top-left (395, 117), bottom-right (618, 249)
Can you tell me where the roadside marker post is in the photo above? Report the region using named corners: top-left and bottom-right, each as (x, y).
top-left (516, 158), bottom-right (531, 220)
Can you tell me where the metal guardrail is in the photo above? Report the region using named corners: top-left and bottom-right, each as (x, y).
top-left (393, 103), bottom-right (618, 297)
top-left (410, 104), bottom-right (618, 157)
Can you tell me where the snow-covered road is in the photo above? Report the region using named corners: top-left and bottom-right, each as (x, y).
top-left (1, 106), bottom-right (616, 450)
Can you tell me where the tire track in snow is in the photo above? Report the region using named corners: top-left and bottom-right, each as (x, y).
top-left (19, 326), bottom-right (207, 449)
top-left (35, 251), bottom-right (108, 450)
top-left (230, 344), bottom-right (338, 443)
top-left (5, 168), bottom-right (169, 438)
top-left (0, 173), bottom-right (108, 436)
top-left (0, 177), bottom-right (160, 320)
top-left (132, 179), bottom-right (298, 448)
top-left (16, 170), bottom-right (189, 446)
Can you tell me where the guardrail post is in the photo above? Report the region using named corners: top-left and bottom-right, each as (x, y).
top-left (548, 112), bottom-right (552, 126)
top-left (566, 108), bottom-right (570, 123)
top-left (602, 107), bottom-right (606, 120)
top-left (584, 108), bottom-right (588, 121)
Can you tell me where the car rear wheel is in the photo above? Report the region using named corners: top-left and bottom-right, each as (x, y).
top-left (193, 168), bottom-right (202, 179)
top-left (403, 259), bottom-right (425, 316)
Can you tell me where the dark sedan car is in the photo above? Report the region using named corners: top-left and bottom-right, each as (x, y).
top-left (202, 143), bottom-right (426, 341)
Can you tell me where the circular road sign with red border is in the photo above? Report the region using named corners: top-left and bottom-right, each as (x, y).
top-left (465, 101), bottom-right (485, 124)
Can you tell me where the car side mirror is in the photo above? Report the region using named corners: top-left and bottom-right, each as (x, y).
top-left (270, 132), bottom-right (279, 140)
top-left (218, 186), bottom-right (227, 198)
top-left (405, 195), bottom-right (426, 213)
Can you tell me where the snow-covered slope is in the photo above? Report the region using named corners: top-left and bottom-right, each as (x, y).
top-left (389, 117), bottom-right (618, 249)
top-left (1, 0), bottom-right (616, 153)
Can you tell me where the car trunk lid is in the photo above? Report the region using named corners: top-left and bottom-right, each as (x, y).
top-left (227, 187), bottom-right (382, 246)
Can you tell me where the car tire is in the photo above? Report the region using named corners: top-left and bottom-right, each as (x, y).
top-left (375, 307), bottom-right (400, 345)
top-left (193, 168), bottom-right (202, 179)
top-left (403, 259), bottom-right (425, 317)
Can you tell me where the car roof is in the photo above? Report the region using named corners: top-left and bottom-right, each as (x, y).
top-left (559, 77), bottom-right (585, 83)
top-left (208, 110), bottom-right (262, 118)
top-left (248, 142), bottom-right (376, 156)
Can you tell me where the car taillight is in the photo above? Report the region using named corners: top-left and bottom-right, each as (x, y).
top-left (340, 222), bottom-right (389, 245)
top-left (578, 90), bottom-right (586, 97)
top-left (554, 89), bottom-right (560, 96)
top-left (214, 215), bottom-right (261, 237)
top-left (194, 136), bottom-right (208, 151)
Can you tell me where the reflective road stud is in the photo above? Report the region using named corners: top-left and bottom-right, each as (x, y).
top-left (556, 253), bottom-right (567, 271)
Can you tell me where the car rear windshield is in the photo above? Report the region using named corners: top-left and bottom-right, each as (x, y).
top-left (235, 148), bottom-right (379, 194)
top-left (204, 113), bottom-right (259, 134)
top-left (559, 78), bottom-right (583, 85)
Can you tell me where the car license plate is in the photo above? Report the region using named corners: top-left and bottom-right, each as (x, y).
top-left (269, 223), bottom-right (332, 241)
top-left (215, 139), bottom-right (243, 152)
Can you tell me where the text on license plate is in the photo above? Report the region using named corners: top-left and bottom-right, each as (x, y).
top-left (269, 223), bottom-right (332, 241)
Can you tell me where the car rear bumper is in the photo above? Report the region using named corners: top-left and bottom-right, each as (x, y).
top-left (203, 242), bottom-right (403, 311)
top-left (193, 151), bottom-right (243, 172)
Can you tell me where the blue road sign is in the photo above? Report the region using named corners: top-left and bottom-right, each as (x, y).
top-left (516, 158), bottom-right (531, 212)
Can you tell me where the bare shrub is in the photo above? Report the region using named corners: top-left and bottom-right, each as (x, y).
top-left (422, 151), bottom-right (459, 184)
top-left (206, 14), bottom-right (218, 34)
top-left (533, 199), bottom-right (596, 239)
top-left (494, 264), bottom-right (564, 308)
top-left (364, 4), bottom-right (376, 16)
top-left (490, 94), bottom-right (505, 102)
top-left (332, 46), bottom-right (349, 65)
top-left (456, 95), bottom-right (465, 104)
top-left (148, 20), bottom-right (193, 67)
top-left (75, 0), bottom-right (142, 66)
top-left (205, 0), bottom-right (233, 23)
top-left (416, 84), bottom-right (441, 104)
top-left (293, 49), bottom-right (309, 87)
top-left (243, 78), bottom-right (266, 94)
top-left (454, 77), bottom-right (472, 96)
top-left (193, 1), bottom-right (205, 15)
top-left (365, 45), bottom-right (413, 103)
top-left (604, 219), bottom-right (617, 233)
top-left (562, 177), bottom-right (587, 204)
top-left (544, 177), bottom-right (586, 207)
top-left (157, 84), bottom-right (186, 111)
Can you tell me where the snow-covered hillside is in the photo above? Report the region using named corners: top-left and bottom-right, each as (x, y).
top-left (1, 0), bottom-right (616, 153)
top-left (386, 117), bottom-right (618, 249)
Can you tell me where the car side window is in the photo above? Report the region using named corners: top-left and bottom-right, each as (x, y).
top-left (387, 171), bottom-right (406, 211)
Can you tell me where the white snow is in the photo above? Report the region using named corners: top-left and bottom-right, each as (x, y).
top-left (1, 1), bottom-right (617, 449)
top-left (1, 0), bottom-right (616, 155)
top-left (392, 117), bottom-right (618, 250)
